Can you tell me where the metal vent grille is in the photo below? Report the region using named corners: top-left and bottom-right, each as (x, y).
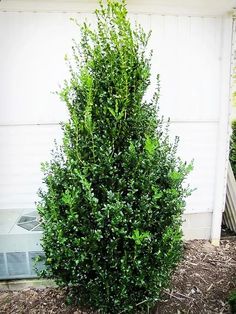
top-left (0, 251), bottom-right (45, 279)
top-left (6, 252), bottom-right (28, 276)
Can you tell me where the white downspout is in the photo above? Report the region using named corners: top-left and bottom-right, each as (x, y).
top-left (211, 11), bottom-right (234, 246)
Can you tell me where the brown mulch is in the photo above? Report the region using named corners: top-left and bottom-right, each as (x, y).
top-left (155, 239), bottom-right (236, 313)
top-left (0, 239), bottom-right (236, 314)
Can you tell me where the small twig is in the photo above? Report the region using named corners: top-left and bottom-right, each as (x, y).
top-left (201, 266), bottom-right (211, 271)
top-left (207, 259), bottom-right (236, 265)
top-left (175, 291), bottom-right (195, 300)
top-left (195, 273), bottom-right (208, 284)
top-left (202, 253), bottom-right (209, 261)
top-left (163, 290), bottom-right (183, 301)
top-left (216, 279), bottom-right (224, 285)
top-left (136, 299), bottom-right (149, 307)
top-left (187, 302), bottom-right (195, 314)
top-left (207, 283), bottom-right (213, 291)
top-left (185, 261), bottom-right (198, 266)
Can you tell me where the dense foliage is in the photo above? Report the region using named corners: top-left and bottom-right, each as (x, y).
top-left (37, 1), bottom-right (192, 312)
top-left (230, 120), bottom-right (236, 177)
top-left (229, 289), bottom-right (236, 314)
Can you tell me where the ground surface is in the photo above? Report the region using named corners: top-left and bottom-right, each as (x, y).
top-left (0, 240), bottom-right (235, 314)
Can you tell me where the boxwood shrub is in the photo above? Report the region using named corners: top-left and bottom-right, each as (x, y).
top-left (37, 0), bottom-right (192, 312)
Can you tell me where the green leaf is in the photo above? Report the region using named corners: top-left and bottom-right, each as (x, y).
top-left (144, 136), bottom-right (158, 156)
top-left (169, 171), bottom-right (182, 181)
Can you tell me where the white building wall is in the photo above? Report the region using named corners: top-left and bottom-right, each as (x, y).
top-left (0, 1), bottom-right (234, 278)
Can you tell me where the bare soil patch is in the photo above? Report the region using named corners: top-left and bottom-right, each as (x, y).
top-left (0, 240), bottom-right (235, 314)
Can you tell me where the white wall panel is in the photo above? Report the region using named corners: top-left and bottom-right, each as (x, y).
top-left (0, 125), bottom-right (62, 209)
top-left (0, 13), bottom-right (223, 124)
top-left (149, 15), bottom-right (222, 121)
top-left (169, 122), bottom-right (218, 213)
top-left (0, 12), bottom-right (74, 124)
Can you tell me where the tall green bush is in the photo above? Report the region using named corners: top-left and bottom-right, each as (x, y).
top-left (230, 120), bottom-right (236, 177)
top-left (37, 1), bottom-right (192, 312)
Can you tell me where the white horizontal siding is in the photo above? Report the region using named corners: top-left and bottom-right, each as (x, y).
top-left (149, 15), bottom-right (222, 121)
top-left (0, 13), bottom-right (223, 124)
top-left (0, 125), bottom-right (62, 210)
top-left (169, 122), bottom-right (218, 213)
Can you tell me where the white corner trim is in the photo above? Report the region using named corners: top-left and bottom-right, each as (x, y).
top-left (211, 14), bottom-right (233, 242)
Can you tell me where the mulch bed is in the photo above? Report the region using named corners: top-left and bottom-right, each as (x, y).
top-left (0, 239), bottom-right (236, 314)
top-left (155, 239), bottom-right (236, 313)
